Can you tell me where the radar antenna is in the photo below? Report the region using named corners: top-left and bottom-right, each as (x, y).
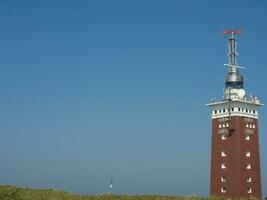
top-left (223, 29), bottom-right (244, 69)
top-left (223, 29), bottom-right (245, 97)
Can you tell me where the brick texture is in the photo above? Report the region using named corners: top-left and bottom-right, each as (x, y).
top-left (210, 116), bottom-right (262, 198)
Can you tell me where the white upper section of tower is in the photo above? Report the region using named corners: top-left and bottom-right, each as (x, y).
top-left (207, 30), bottom-right (263, 118)
top-left (207, 98), bottom-right (263, 119)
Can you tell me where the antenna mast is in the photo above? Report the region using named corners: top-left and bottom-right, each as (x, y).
top-left (109, 176), bottom-right (113, 195)
top-left (224, 30), bottom-right (241, 66)
top-left (223, 30), bottom-right (245, 100)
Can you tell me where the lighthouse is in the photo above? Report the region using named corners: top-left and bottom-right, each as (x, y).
top-left (207, 30), bottom-right (263, 198)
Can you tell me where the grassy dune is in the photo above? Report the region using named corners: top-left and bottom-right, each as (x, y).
top-left (0, 185), bottom-right (259, 200)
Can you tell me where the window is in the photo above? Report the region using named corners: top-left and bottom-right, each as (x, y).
top-left (246, 163), bottom-right (251, 169)
top-left (221, 151), bottom-right (227, 157)
top-left (253, 124), bottom-right (255, 129)
top-left (221, 187), bottom-right (226, 193)
top-left (223, 109), bottom-right (226, 113)
top-left (246, 151), bottom-right (251, 157)
top-left (247, 177), bottom-right (252, 183)
top-left (221, 163), bottom-right (227, 169)
top-left (221, 177), bottom-right (227, 182)
top-left (238, 108), bottom-right (241, 111)
top-left (246, 123), bottom-right (249, 128)
top-left (215, 110), bottom-right (217, 114)
top-left (249, 124), bottom-right (253, 128)
top-left (231, 108), bottom-right (234, 112)
top-left (219, 124), bottom-right (222, 128)
top-left (221, 135), bottom-right (227, 140)
top-left (245, 135), bottom-right (251, 140)
top-left (226, 123), bottom-right (229, 127)
top-left (247, 187), bottom-right (252, 194)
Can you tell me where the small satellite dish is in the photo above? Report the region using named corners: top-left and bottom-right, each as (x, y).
top-left (237, 89), bottom-right (246, 98)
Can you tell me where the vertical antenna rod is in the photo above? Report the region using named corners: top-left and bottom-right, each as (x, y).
top-left (109, 176), bottom-right (113, 195)
top-left (229, 33), bottom-right (237, 66)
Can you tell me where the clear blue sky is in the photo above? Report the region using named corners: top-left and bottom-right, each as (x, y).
top-left (0, 0), bottom-right (267, 196)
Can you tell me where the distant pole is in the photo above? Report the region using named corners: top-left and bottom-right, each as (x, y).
top-left (109, 176), bottom-right (113, 195)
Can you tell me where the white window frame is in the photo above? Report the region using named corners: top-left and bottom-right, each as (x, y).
top-left (221, 187), bottom-right (226, 193)
top-left (221, 135), bottom-right (227, 140)
top-left (221, 176), bottom-right (227, 182)
top-left (246, 177), bottom-right (252, 183)
top-left (221, 151), bottom-right (227, 157)
top-left (221, 163), bottom-right (227, 169)
top-left (246, 163), bottom-right (251, 170)
top-left (245, 135), bottom-right (251, 140)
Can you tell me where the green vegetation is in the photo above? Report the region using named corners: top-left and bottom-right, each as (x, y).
top-left (0, 185), bottom-right (259, 200)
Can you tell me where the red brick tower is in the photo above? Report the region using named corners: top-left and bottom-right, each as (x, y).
top-left (207, 30), bottom-right (263, 198)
